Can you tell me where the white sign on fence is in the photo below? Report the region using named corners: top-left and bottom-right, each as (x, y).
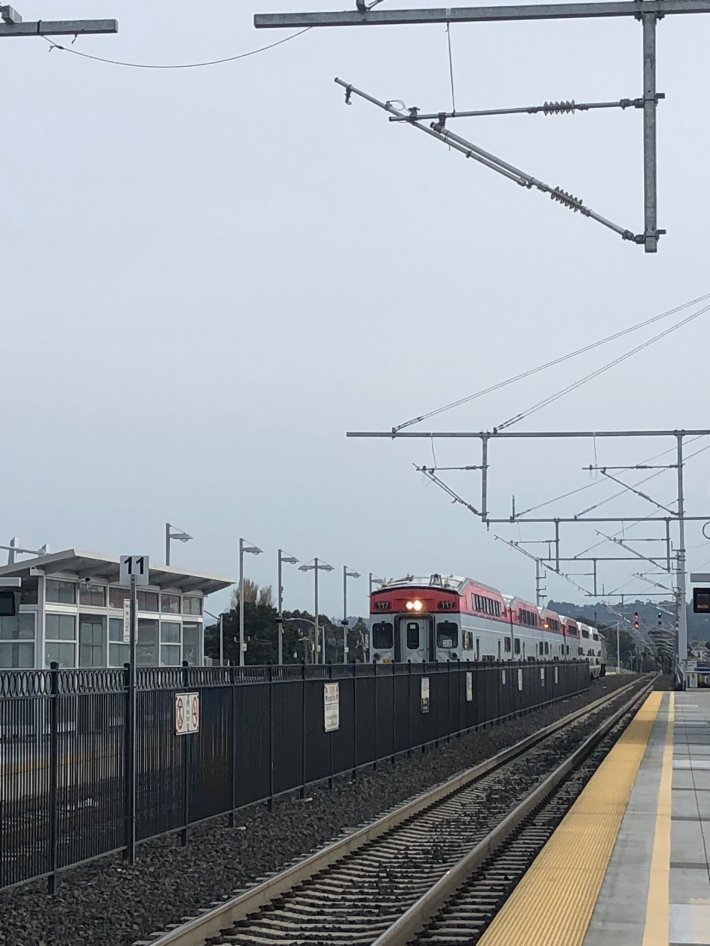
top-left (175, 692), bottom-right (200, 735)
top-left (465, 671), bottom-right (473, 702)
top-left (517, 668), bottom-right (523, 692)
top-left (324, 682), bottom-right (340, 732)
top-left (501, 669), bottom-right (507, 686)
top-left (554, 666), bottom-right (559, 685)
top-left (540, 667), bottom-right (545, 686)
top-left (122, 598), bottom-right (131, 643)
top-left (421, 676), bottom-right (430, 714)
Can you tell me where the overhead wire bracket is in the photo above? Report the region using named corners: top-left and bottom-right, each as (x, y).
top-left (335, 77), bottom-right (643, 244)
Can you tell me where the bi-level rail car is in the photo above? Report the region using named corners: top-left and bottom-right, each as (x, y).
top-left (370, 573), bottom-right (605, 677)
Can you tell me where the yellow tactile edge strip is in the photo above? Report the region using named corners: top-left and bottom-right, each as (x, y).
top-left (478, 691), bottom-right (664, 946)
top-left (642, 691), bottom-right (675, 946)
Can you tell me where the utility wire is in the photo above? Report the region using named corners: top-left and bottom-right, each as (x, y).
top-left (41, 27), bottom-right (311, 69)
top-left (446, 24), bottom-right (457, 112)
top-left (394, 292), bottom-right (710, 432)
top-left (495, 303), bottom-right (710, 432)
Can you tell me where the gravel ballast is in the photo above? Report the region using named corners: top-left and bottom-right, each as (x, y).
top-left (0, 675), bottom-right (649, 946)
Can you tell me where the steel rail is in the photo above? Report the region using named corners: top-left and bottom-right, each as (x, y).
top-left (144, 677), bottom-right (650, 946)
top-left (371, 676), bottom-right (655, 944)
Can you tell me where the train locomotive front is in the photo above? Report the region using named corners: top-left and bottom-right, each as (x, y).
top-left (370, 575), bottom-right (465, 663)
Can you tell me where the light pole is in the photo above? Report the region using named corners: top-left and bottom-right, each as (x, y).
top-left (368, 572), bottom-right (384, 596)
top-left (165, 522), bottom-right (192, 566)
top-left (299, 558), bottom-right (334, 663)
top-left (239, 538), bottom-right (262, 667)
top-left (283, 615), bottom-right (319, 663)
top-left (342, 566), bottom-right (361, 664)
top-left (204, 609), bottom-right (226, 666)
top-left (277, 549), bottom-right (299, 665)
top-left (367, 574), bottom-right (384, 662)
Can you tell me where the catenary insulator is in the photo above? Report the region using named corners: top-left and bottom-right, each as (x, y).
top-left (543, 100), bottom-right (576, 115)
top-left (550, 188), bottom-right (584, 212)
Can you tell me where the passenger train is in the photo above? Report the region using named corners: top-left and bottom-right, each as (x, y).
top-left (370, 573), bottom-right (606, 679)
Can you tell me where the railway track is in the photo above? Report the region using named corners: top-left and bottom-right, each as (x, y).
top-left (141, 676), bottom-right (654, 946)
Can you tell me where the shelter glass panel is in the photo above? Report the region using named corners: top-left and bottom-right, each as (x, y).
top-left (79, 615), bottom-right (106, 667)
top-left (0, 612), bottom-right (35, 640)
top-left (46, 579), bottom-right (76, 604)
top-left (183, 596), bottom-right (202, 616)
top-left (46, 613), bottom-right (76, 641)
top-left (79, 583), bottom-right (106, 607)
top-left (160, 594), bottom-right (181, 615)
top-left (0, 641), bottom-right (34, 668)
top-left (45, 642), bottom-right (75, 667)
top-left (109, 587), bottom-right (129, 609)
top-left (137, 591), bottom-right (159, 613)
top-left (182, 623), bottom-right (199, 665)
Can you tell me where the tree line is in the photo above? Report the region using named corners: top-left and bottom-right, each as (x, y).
top-left (203, 581), bottom-right (369, 665)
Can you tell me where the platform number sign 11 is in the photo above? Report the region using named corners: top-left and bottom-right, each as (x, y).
top-left (119, 555), bottom-right (150, 587)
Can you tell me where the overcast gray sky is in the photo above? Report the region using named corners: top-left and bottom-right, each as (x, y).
top-left (4, 1), bottom-right (710, 617)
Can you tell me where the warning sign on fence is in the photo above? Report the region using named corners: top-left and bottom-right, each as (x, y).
top-left (421, 676), bottom-right (430, 714)
top-left (324, 682), bottom-right (340, 732)
top-left (175, 692), bottom-right (200, 735)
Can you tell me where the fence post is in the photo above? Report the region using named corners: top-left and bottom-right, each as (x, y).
top-left (47, 661), bottom-right (59, 894)
top-left (268, 665), bottom-right (275, 810)
top-left (407, 661), bottom-right (413, 756)
top-left (328, 663), bottom-right (334, 789)
top-left (351, 662), bottom-right (357, 779)
top-left (390, 664), bottom-right (396, 765)
top-left (181, 660), bottom-right (189, 847)
top-left (299, 661), bottom-right (307, 799)
top-left (372, 661), bottom-right (378, 770)
top-left (122, 660), bottom-right (136, 865)
top-left (229, 666), bottom-right (237, 828)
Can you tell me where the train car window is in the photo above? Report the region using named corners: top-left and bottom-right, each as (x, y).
top-left (463, 630), bottom-right (473, 650)
top-left (581, 627), bottom-right (590, 639)
top-left (494, 601), bottom-right (501, 617)
top-left (539, 642), bottom-right (544, 655)
top-left (592, 632), bottom-right (599, 641)
top-left (474, 595), bottom-right (481, 611)
top-left (545, 642), bottom-right (549, 655)
top-left (406, 622), bottom-right (420, 649)
top-left (514, 638), bottom-right (521, 654)
top-left (372, 622), bottom-right (393, 649)
top-left (504, 636), bottom-right (511, 652)
top-left (437, 621), bottom-right (458, 649)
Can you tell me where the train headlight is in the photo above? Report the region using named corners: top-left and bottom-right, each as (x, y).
top-left (406, 599), bottom-right (423, 612)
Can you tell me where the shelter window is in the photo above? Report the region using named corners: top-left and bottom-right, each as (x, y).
top-left (137, 591), bottom-right (159, 612)
top-left (79, 583), bottom-right (106, 607)
top-left (437, 621), bottom-right (458, 649)
top-left (46, 613), bottom-right (76, 641)
top-left (136, 619), bottom-right (159, 665)
top-left (109, 618), bottom-right (130, 667)
top-left (46, 579), bottom-right (76, 605)
top-left (109, 587), bottom-right (129, 610)
top-left (19, 578), bottom-right (38, 605)
top-left (183, 596), bottom-right (202, 616)
top-left (372, 621), bottom-right (393, 650)
top-left (45, 642), bottom-right (75, 668)
top-left (0, 612), bottom-right (35, 668)
top-left (79, 615), bottom-right (106, 667)
top-left (183, 623), bottom-right (200, 665)
top-left (161, 593), bottom-right (181, 615)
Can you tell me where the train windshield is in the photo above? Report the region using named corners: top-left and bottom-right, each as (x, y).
top-left (436, 621), bottom-right (458, 649)
top-left (372, 621), bottom-right (394, 649)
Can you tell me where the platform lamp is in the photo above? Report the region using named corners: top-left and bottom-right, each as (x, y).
top-left (239, 538), bottom-right (262, 667)
top-left (165, 523), bottom-right (192, 566)
top-left (277, 549), bottom-right (299, 665)
top-left (299, 558), bottom-right (334, 663)
top-left (367, 574), bottom-right (384, 662)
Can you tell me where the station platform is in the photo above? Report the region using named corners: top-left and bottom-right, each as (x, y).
top-left (478, 688), bottom-right (710, 946)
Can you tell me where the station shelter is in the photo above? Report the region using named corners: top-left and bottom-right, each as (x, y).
top-left (0, 549), bottom-right (232, 669)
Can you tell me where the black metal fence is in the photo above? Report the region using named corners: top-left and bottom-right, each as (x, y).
top-left (0, 660), bottom-right (589, 892)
